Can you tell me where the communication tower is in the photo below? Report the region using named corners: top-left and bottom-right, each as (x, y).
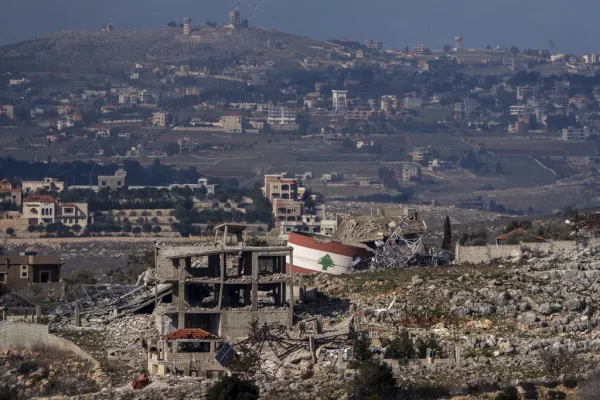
top-left (454, 36), bottom-right (463, 51)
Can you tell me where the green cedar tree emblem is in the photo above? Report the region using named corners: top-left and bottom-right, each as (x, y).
top-left (318, 254), bottom-right (334, 271)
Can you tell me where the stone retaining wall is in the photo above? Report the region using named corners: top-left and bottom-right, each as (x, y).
top-left (0, 322), bottom-right (100, 368)
top-left (455, 239), bottom-right (600, 264)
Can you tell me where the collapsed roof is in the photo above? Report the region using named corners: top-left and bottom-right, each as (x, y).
top-left (0, 293), bottom-right (36, 309)
top-left (50, 283), bottom-right (172, 317)
top-left (334, 215), bottom-right (427, 244)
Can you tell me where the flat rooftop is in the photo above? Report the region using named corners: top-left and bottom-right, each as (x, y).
top-left (160, 245), bottom-right (293, 259)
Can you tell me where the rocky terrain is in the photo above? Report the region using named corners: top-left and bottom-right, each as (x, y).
top-left (303, 246), bottom-right (600, 395)
top-left (0, 347), bottom-right (102, 399)
top-left (32, 245), bottom-right (600, 399)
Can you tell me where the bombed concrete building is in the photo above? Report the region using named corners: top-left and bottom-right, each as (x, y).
top-left (149, 245), bottom-right (295, 375)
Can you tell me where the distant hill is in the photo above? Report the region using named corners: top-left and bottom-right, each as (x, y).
top-left (0, 26), bottom-right (338, 73)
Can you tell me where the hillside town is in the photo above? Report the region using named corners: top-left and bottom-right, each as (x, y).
top-left (4, 4), bottom-right (600, 400)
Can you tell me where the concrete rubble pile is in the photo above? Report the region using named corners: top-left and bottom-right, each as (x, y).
top-left (49, 283), bottom-right (172, 321)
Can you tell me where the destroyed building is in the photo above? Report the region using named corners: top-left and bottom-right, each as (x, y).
top-left (149, 245), bottom-right (295, 376)
top-left (287, 208), bottom-right (430, 274)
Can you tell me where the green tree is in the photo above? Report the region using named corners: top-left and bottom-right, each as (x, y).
top-left (349, 361), bottom-right (398, 400)
top-left (443, 44), bottom-right (452, 53)
top-left (352, 332), bottom-right (373, 364)
top-left (152, 225), bottom-right (162, 234)
top-left (70, 224), bottom-right (81, 233)
top-left (167, 21), bottom-right (177, 27)
top-left (510, 45), bottom-right (520, 55)
top-left (142, 223), bottom-right (152, 233)
top-left (5, 227), bottom-right (14, 236)
top-left (207, 375), bottom-right (259, 400)
top-left (441, 215), bottom-right (452, 251)
top-left (163, 142), bottom-right (180, 156)
top-left (132, 226), bottom-right (142, 235)
top-left (385, 329), bottom-right (416, 360)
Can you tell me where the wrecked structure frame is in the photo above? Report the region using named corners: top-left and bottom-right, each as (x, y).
top-left (372, 222), bottom-right (431, 269)
top-left (155, 245), bottom-right (295, 339)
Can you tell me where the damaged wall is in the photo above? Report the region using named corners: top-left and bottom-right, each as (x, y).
top-left (220, 310), bottom-right (291, 340)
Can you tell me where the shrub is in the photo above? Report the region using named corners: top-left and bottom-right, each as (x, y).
top-left (18, 360), bottom-right (39, 374)
top-left (349, 361), bottom-right (397, 400)
top-left (562, 376), bottom-right (578, 389)
top-left (27, 225), bottom-right (36, 233)
top-left (5, 227), bottom-right (14, 236)
top-left (151, 226), bottom-right (162, 234)
top-left (547, 390), bottom-right (566, 400)
top-left (207, 376), bottom-right (259, 400)
top-left (132, 226), bottom-right (142, 235)
top-left (540, 348), bottom-right (574, 378)
top-left (502, 386), bottom-right (519, 400)
top-left (142, 223), bottom-right (152, 233)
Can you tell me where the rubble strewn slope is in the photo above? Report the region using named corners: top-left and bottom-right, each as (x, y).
top-left (305, 247), bottom-right (600, 393)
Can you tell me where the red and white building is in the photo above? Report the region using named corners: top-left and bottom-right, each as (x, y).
top-left (286, 232), bottom-right (372, 275)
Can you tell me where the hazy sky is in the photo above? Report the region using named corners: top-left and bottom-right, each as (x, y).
top-left (1, 0), bottom-right (599, 54)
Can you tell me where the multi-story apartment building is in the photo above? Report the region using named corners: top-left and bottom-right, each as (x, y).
top-left (410, 44), bottom-right (424, 56)
top-left (345, 108), bottom-right (375, 121)
top-left (403, 95), bottom-right (423, 109)
top-left (397, 164), bottom-right (422, 183)
top-left (219, 115), bottom-right (243, 133)
top-left (516, 86), bottom-right (538, 101)
top-left (454, 99), bottom-right (481, 120)
top-left (380, 95), bottom-right (398, 114)
top-left (562, 127), bottom-right (592, 141)
top-left (410, 147), bottom-right (431, 162)
top-left (263, 175), bottom-right (299, 201)
top-left (366, 40), bottom-right (383, 50)
top-left (267, 107), bottom-right (297, 125)
top-left (510, 104), bottom-right (528, 117)
top-left (273, 200), bottom-right (303, 224)
top-left (152, 111), bottom-right (172, 127)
